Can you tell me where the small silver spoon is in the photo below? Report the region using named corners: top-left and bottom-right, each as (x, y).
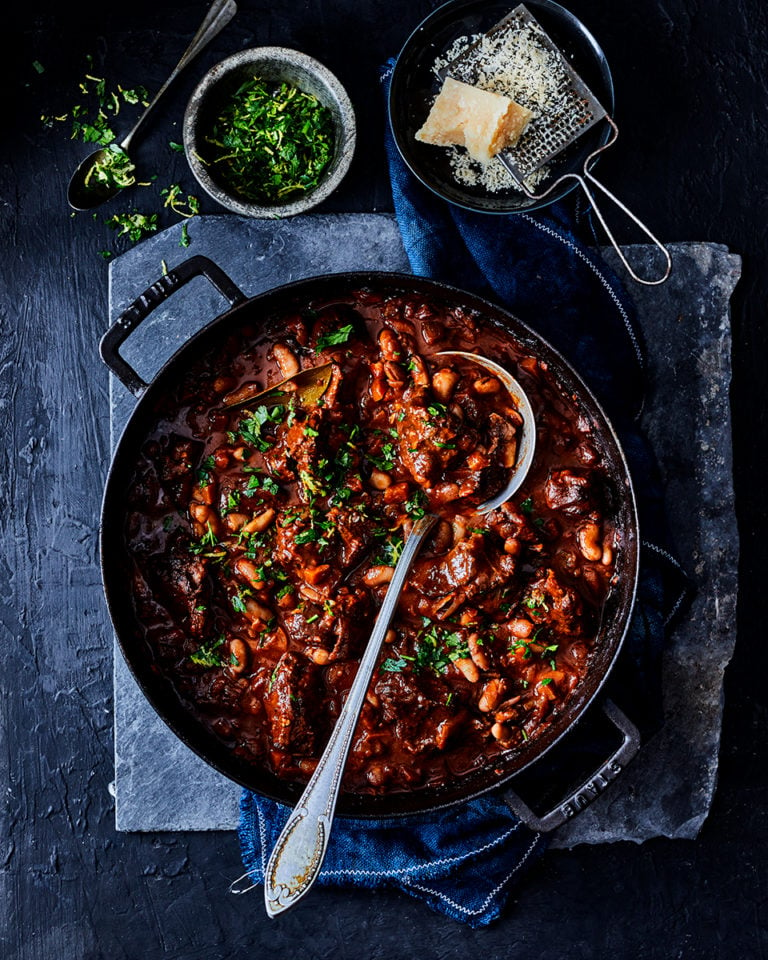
top-left (263, 350), bottom-right (536, 917)
top-left (67, 0), bottom-right (237, 211)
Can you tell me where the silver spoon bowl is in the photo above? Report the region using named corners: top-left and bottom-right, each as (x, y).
top-left (262, 350), bottom-right (536, 917)
top-left (67, 0), bottom-right (237, 211)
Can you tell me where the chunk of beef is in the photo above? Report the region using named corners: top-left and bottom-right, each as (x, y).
top-left (407, 534), bottom-right (517, 619)
top-left (148, 542), bottom-right (209, 636)
top-left (264, 652), bottom-right (321, 754)
top-left (544, 469), bottom-right (593, 515)
top-left (396, 400), bottom-right (461, 486)
top-left (326, 587), bottom-right (372, 661)
top-left (525, 567), bottom-right (583, 633)
top-left (330, 506), bottom-right (372, 570)
top-left (375, 670), bottom-right (467, 756)
top-left (156, 434), bottom-right (202, 507)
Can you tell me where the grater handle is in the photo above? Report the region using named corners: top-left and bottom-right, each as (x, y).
top-left (577, 118), bottom-right (672, 286)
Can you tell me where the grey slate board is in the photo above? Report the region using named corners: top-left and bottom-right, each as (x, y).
top-left (107, 214), bottom-right (740, 844)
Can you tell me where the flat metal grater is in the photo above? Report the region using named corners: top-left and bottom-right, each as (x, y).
top-left (440, 5), bottom-right (672, 285)
top-left (443, 4), bottom-right (608, 182)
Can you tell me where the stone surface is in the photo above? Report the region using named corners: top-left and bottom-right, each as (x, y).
top-left (108, 216), bottom-right (740, 841)
top-left (553, 243), bottom-right (741, 846)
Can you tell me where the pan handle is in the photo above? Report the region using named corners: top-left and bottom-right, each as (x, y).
top-left (503, 699), bottom-right (640, 833)
top-left (100, 255), bottom-right (248, 396)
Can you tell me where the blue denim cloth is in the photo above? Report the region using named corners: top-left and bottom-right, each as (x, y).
top-left (237, 61), bottom-right (690, 928)
top-left (238, 792), bottom-right (548, 927)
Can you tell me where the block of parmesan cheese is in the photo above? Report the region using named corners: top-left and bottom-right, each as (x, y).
top-left (416, 76), bottom-right (533, 165)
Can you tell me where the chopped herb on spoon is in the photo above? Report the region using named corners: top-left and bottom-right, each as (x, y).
top-left (86, 143), bottom-right (137, 191)
top-left (204, 77), bottom-right (334, 204)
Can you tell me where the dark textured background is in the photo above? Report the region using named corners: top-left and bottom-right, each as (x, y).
top-left (1, 1), bottom-right (764, 957)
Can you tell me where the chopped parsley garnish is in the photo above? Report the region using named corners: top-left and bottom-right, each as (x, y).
top-left (380, 656), bottom-right (408, 673)
top-left (240, 527), bottom-right (273, 558)
top-left (294, 528), bottom-right (319, 545)
top-left (404, 488), bottom-right (428, 519)
top-left (189, 521), bottom-right (219, 555)
top-left (237, 404), bottom-right (285, 451)
top-left (245, 473), bottom-right (281, 496)
top-left (315, 324), bottom-right (354, 354)
top-left (203, 78), bottom-right (335, 205)
top-left (374, 528), bottom-right (404, 566)
top-left (298, 469), bottom-right (326, 499)
top-left (190, 634), bottom-right (225, 668)
top-left (520, 497), bottom-right (534, 515)
top-left (330, 486), bottom-right (354, 506)
top-left (427, 402), bottom-right (448, 418)
top-left (197, 455), bottom-right (216, 487)
top-left (42, 68), bottom-right (149, 148)
top-left (523, 593), bottom-right (549, 613)
top-left (368, 440), bottom-right (397, 472)
top-left (231, 590), bottom-right (249, 613)
top-left (383, 621), bottom-right (471, 677)
top-left (294, 517), bottom-right (332, 551)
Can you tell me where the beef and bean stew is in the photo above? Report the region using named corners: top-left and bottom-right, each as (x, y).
top-left (125, 288), bottom-right (622, 795)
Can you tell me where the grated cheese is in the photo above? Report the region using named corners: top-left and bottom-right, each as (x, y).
top-left (426, 13), bottom-right (578, 193)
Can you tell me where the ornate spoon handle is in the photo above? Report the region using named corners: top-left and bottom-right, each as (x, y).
top-left (120, 0), bottom-right (238, 152)
top-left (264, 514), bottom-right (438, 917)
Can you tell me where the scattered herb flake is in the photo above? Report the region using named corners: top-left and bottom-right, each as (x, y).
top-left (315, 324), bottom-right (354, 354)
top-left (190, 634), bottom-right (225, 668)
top-left (380, 656), bottom-right (407, 673)
top-left (106, 211), bottom-right (158, 243)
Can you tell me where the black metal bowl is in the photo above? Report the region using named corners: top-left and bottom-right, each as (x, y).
top-left (388, 0), bottom-right (615, 213)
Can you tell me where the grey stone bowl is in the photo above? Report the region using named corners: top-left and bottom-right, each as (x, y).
top-left (183, 47), bottom-right (356, 218)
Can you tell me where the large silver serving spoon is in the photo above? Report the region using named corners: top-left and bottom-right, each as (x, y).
top-left (67, 0), bottom-right (237, 211)
top-left (262, 350), bottom-right (536, 917)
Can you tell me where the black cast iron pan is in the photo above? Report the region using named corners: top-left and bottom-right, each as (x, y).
top-left (100, 255), bottom-right (640, 827)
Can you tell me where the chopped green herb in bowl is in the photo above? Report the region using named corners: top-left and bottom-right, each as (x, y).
top-left (205, 78), bottom-right (334, 204)
top-left (183, 47), bottom-right (356, 218)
